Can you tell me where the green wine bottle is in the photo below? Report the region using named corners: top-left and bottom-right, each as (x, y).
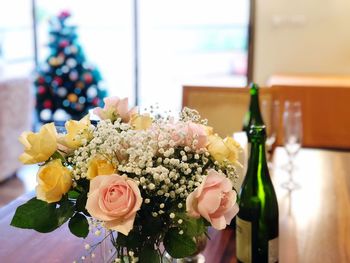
top-left (242, 83), bottom-right (265, 135)
top-left (236, 125), bottom-right (279, 263)
top-left (229, 83), bottom-right (265, 230)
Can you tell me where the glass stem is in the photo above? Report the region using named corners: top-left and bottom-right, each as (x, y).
top-left (288, 156), bottom-right (294, 183)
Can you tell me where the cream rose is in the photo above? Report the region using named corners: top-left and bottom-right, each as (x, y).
top-left (86, 174), bottom-right (143, 235)
top-left (19, 123), bottom-right (57, 164)
top-left (186, 169), bottom-right (239, 230)
top-left (171, 122), bottom-right (208, 150)
top-left (58, 115), bottom-right (92, 150)
top-left (86, 156), bottom-right (115, 180)
top-left (207, 134), bottom-right (241, 164)
top-left (130, 113), bottom-right (153, 130)
top-left (36, 159), bottom-right (72, 203)
top-left (93, 97), bottom-right (137, 123)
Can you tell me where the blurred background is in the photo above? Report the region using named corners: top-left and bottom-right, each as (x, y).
top-left (1, 0), bottom-right (350, 207)
top-left (1, 2), bottom-right (350, 261)
top-left (0, 0), bottom-right (249, 113)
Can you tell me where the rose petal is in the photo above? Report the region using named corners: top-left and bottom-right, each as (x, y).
top-left (105, 212), bottom-right (136, 236)
top-left (117, 98), bottom-right (130, 122)
top-left (104, 97), bottom-right (120, 108)
top-left (186, 191), bottom-right (201, 218)
top-left (223, 203), bottom-right (239, 223)
top-left (89, 175), bottom-right (108, 193)
top-left (210, 216), bottom-right (227, 230)
top-left (210, 191), bottom-right (235, 218)
top-left (86, 189), bottom-right (116, 221)
top-left (197, 188), bottom-right (222, 221)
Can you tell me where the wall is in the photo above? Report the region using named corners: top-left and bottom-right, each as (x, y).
top-left (253, 0), bottom-right (350, 84)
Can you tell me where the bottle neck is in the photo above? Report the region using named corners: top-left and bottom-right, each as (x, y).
top-left (249, 91), bottom-right (264, 125)
top-left (247, 138), bottom-right (268, 179)
top-left (243, 87), bottom-right (265, 134)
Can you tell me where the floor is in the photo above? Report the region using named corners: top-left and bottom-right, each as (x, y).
top-left (0, 165), bottom-right (37, 208)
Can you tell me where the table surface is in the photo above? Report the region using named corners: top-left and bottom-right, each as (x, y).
top-left (1, 147), bottom-right (349, 263)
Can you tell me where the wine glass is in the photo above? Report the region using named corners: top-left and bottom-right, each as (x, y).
top-left (261, 99), bottom-right (280, 162)
top-left (282, 101), bottom-right (302, 190)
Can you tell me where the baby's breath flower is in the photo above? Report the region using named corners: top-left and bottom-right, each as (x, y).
top-left (61, 104), bottom-right (240, 256)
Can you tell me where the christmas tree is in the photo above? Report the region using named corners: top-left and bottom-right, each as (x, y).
top-left (35, 11), bottom-right (107, 123)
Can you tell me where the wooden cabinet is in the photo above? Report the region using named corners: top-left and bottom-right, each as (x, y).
top-left (269, 74), bottom-right (350, 149)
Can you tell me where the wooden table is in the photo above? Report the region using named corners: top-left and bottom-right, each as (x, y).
top-left (1, 147), bottom-right (350, 263)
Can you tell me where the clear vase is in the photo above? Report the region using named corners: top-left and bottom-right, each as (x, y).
top-left (100, 230), bottom-right (116, 262)
top-left (170, 254), bottom-right (205, 263)
top-left (163, 235), bottom-right (207, 263)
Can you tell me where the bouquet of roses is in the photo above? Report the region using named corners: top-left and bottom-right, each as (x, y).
top-left (11, 97), bottom-right (241, 262)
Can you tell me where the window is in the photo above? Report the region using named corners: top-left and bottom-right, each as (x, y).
top-left (0, 0), bottom-right (250, 110)
top-left (0, 0), bottom-right (34, 76)
top-left (138, 0), bottom-right (249, 111)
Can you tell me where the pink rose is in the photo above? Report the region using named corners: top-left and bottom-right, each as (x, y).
top-left (86, 174), bottom-right (143, 235)
top-left (186, 169), bottom-right (239, 230)
top-left (93, 97), bottom-right (137, 122)
top-left (171, 122), bottom-right (208, 150)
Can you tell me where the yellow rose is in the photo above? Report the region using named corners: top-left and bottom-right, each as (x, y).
top-left (86, 156), bottom-right (115, 180)
top-left (208, 135), bottom-right (241, 164)
top-left (203, 125), bottom-right (214, 136)
top-left (59, 115), bottom-right (92, 149)
top-left (130, 114), bottom-right (153, 130)
top-left (19, 123), bottom-right (57, 164)
top-left (223, 137), bottom-right (241, 164)
top-left (36, 159), bottom-right (72, 203)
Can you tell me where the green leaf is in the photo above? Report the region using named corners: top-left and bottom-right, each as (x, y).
top-left (77, 178), bottom-right (90, 191)
top-left (116, 232), bottom-right (127, 247)
top-left (51, 151), bottom-right (66, 163)
top-left (185, 218), bottom-right (206, 237)
top-left (139, 245), bottom-right (160, 263)
top-left (76, 191), bottom-right (89, 216)
top-left (142, 217), bottom-right (163, 236)
top-left (68, 190), bottom-right (80, 199)
top-left (163, 228), bottom-right (197, 259)
top-left (56, 199), bottom-right (74, 226)
top-left (10, 198), bottom-right (59, 233)
top-left (68, 213), bottom-right (89, 238)
top-left (116, 231), bottom-right (142, 249)
top-left (176, 213), bottom-right (206, 237)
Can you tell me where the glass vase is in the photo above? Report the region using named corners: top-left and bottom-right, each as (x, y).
top-left (163, 234), bottom-right (207, 263)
